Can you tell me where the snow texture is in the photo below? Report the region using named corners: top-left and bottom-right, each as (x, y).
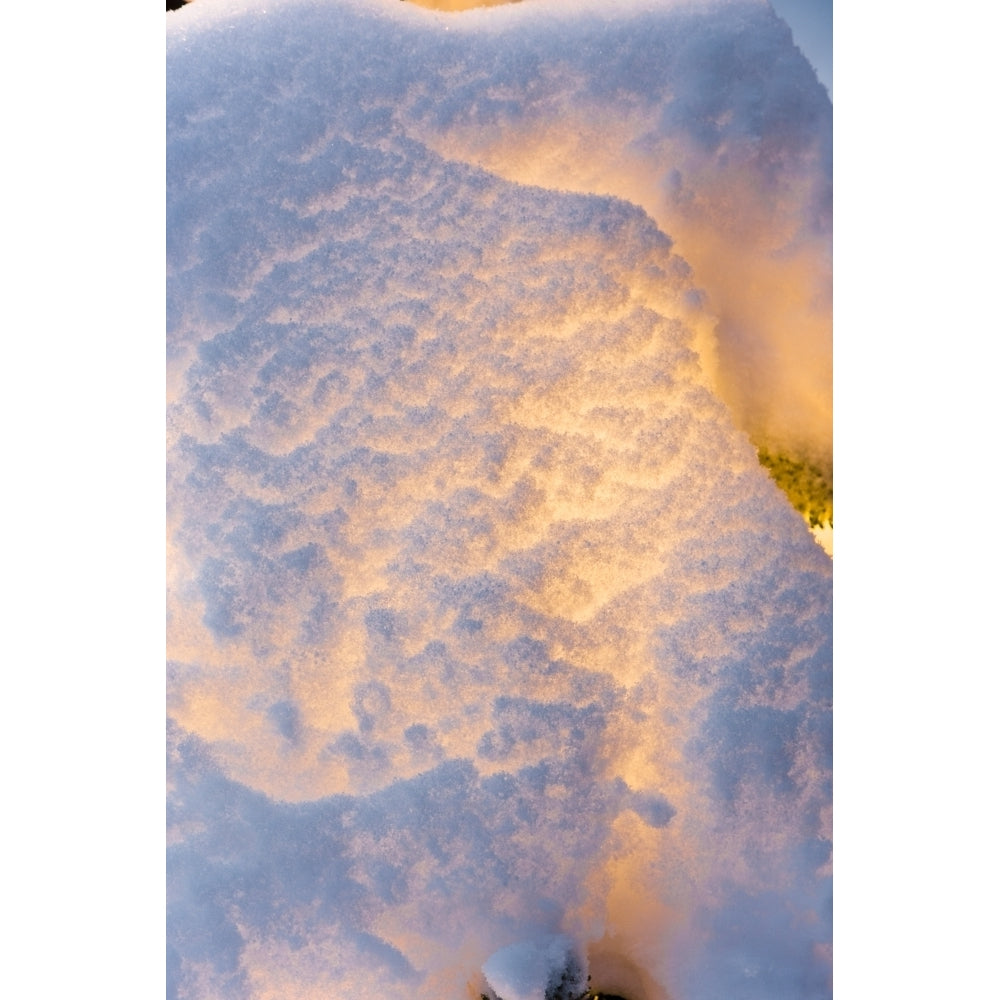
top-left (166, 2), bottom-right (832, 999)
top-left (482, 934), bottom-right (586, 1000)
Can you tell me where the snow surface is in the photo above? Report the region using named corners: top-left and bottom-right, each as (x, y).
top-left (482, 934), bottom-right (585, 1000)
top-left (167, 2), bottom-right (832, 998)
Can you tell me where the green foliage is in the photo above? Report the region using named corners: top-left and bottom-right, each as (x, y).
top-left (757, 448), bottom-right (833, 529)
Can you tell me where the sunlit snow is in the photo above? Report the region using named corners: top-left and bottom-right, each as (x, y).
top-left (166, 1), bottom-right (832, 998)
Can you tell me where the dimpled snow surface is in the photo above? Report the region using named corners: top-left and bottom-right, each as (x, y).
top-left (166, 2), bottom-right (832, 999)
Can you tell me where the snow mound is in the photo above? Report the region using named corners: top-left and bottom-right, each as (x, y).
top-left (482, 934), bottom-right (586, 1000)
top-left (167, 2), bottom-right (832, 999)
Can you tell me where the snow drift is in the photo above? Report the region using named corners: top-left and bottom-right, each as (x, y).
top-left (166, 2), bottom-right (832, 998)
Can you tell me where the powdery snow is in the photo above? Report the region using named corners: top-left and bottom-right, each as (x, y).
top-left (166, 2), bottom-right (832, 998)
top-left (482, 935), bottom-right (586, 1000)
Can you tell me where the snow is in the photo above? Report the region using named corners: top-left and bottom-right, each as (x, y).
top-left (482, 935), bottom-right (586, 1000)
top-left (166, 1), bottom-right (832, 998)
